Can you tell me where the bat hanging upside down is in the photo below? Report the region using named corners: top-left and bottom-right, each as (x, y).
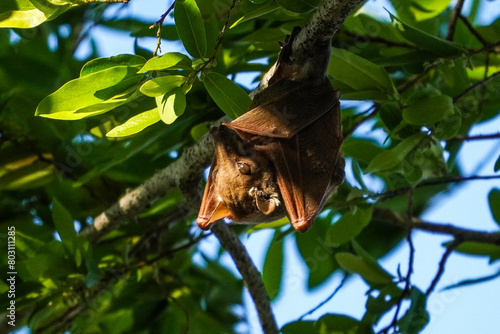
top-left (197, 28), bottom-right (345, 232)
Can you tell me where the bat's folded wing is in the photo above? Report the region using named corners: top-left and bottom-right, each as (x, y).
top-left (268, 105), bottom-right (343, 232)
top-left (226, 79), bottom-right (339, 140)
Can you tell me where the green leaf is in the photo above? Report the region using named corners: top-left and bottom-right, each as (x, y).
top-left (329, 48), bottom-right (396, 94)
top-left (190, 122), bottom-right (209, 142)
top-left (231, 1), bottom-right (280, 28)
top-left (139, 52), bottom-right (192, 72)
top-left (454, 241), bottom-right (500, 262)
top-left (365, 133), bottom-right (425, 173)
top-left (156, 87), bottom-right (186, 125)
top-left (174, 0), bottom-right (207, 58)
top-left (434, 107), bottom-right (462, 140)
top-left (342, 137), bottom-right (384, 164)
top-left (398, 288), bottom-right (429, 334)
top-left (0, 0), bottom-right (70, 28)
top-left (316, 314), bottom-right (372, 334)
top-left (412, 0), bottom-right (453, 21)
top-left (139, 75), bottom-right (186, 97)
top-left (106, 108), bottom-right (161, 137)
top-left (295, 219), bottom-right (338, 289)
top-left (402, 95), bottom-right (454, 125)
top-left (203, 72), bottom-right (251, 119)
top-left (488, 188), bottom-right (500, 227)
top-left (388, 11), bottom-right (466, 57)
top-left (52, 198), bottom-right (76, 247)
top-left (336, 252), bottom-right (393, 285)
top-left (326, 206), bottom-right (373, 246)
top-left (438, 59), bottom-right (470, 96)
top-left (281, 321), bottom-right (317, 334)
top-left (81, 54), bottom-right (146, 77)
top-left (0, 161), bottom-right (55, 190)
top-left (495, 155), bottom-right (500, 172)
top-left (36, 67), bottom-right (143, 118)
top-left (276, 0), bottom-right (320, 13)
top-left (263, 231), bottom-right (284, 300)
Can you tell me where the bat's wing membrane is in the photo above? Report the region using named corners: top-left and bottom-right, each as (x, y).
top-left (226, 79), bottom-right (339, 140)
top-left (270, 104), bottom-right (342, 232)
top-left (196, 156), bottom-right (232, 230)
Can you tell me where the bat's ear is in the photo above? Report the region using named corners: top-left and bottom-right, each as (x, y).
top-left (196, 157), bottom-right (233, 230)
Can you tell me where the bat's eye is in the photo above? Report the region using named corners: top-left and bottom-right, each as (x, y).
top-left (237, 162), bottom-right (251, 175)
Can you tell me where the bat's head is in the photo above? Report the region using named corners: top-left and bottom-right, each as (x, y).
top-left (196, 125), bottom-right (286, 230)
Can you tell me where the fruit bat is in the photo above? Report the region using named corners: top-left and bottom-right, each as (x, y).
top-left (197, 28), bottom-right (345, 232)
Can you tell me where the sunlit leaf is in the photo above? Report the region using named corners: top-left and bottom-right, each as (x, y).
top-left (174, 0), bottom-right (207, 58)
top-left (81, 54), bottom-right (146, 77)
top-left (106, 108), bottom-right (161, 137)
top-left (139, 52), bottom-right (192, 72)
top-left (36, 67), bottom-right (144, 117)
top-left (140, 75), bottom-right (186, 97)
top-left (0, 0), bottom-right (70, 28)
top-left (156, 87), bottom-right (186, 125)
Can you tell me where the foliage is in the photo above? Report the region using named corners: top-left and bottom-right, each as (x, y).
top-left (1, 0), bottom-right (500, 333)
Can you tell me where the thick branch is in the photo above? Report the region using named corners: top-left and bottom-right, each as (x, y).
top-left (211, 221), bottom-right (279, 334)
top-left (292, 0), bottom-right (365, 63)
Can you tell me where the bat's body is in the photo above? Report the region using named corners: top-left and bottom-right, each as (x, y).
top-left (197, 28), bottom-right (345, 232)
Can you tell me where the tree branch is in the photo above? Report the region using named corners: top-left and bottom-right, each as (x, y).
top-left (446, 0), bottom-right (465, 41)
top-left (453, 70), bottom-right (500, 103)
top-left (373, 207), bottom-right (500, 246)
top-left (211, 221), bottom-right (279, 334)
top-left (426, 239), bottom-right (462, 295)
top-left (292, 0), bottom-right (366, 64)
top-left (449, 132), bottom-right (500, 142)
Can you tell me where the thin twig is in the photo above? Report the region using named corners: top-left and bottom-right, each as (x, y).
top-left (453, 70), bottom-right (500, 103)
top-left (458, 14), bottom-right (490, 46)
top-left (137, 232), bottom-right (211, 267)
top-left (373, 208), bottom-right (500, 246)
top-left (343, 104), bottom-right (378, 138)
top-left (449, 132), bottom-right (500, 142)
top-left (195, 0), bottom-right (238, 75)
top-left (446, 0), bottom-right (465, 41)
top-left (150, 1), bottom-right (177, 56)
top-left (382, 192), bottom-right (415, 334)
top-left (342, 31), bottom-right (418, 49)
top-left (374, 174), bottom-right (500, 202)
top-left (426, 239), bottom-right (462, 295)
top-left (298, 273), bottom-right (349, 321)
top-left (211, 221), bottom-right (279, 334)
